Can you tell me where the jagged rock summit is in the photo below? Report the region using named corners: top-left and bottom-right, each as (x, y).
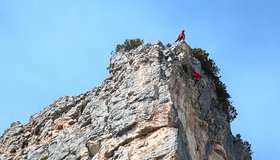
top-left (0, 41), bottom-right (251, 160)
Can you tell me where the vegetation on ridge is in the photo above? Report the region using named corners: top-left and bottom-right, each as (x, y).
top-left (115, 38), bottom-right (144, 52)
top-left (192, 48), bottom-right (237, 122)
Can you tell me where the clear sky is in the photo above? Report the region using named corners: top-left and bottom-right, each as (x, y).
top-left (1, 0), bottom-right (279, 159)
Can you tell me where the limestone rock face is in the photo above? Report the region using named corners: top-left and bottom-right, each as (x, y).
top-left (0, 41), bottom-right (251, 160)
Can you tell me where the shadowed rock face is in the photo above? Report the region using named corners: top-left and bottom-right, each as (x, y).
top-left (0, 41), bottom-right (251, 160)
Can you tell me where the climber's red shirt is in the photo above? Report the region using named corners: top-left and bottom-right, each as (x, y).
top-left (194, 72), bottom-right (202, 80)
top-left (178, 33), bottom-right (185, 41)
top-left (192, 69), bottom-right (202, 80)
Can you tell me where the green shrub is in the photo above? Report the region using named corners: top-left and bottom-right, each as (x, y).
top-left (182, 64), bottom-right (189, 73)
top-left (40, 156), bottom-right (48, 160)
top-left (115, 38), bottom-right (144, 52)
top-left (235, 134), bottom-right (253, 158)
top-left (192, 48), bottom-right (237, 122)
top-left (191, 48), bottom-right (220, 80)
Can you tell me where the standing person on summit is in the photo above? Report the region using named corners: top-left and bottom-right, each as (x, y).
top-left (175, 29), bottom-right (185, 42)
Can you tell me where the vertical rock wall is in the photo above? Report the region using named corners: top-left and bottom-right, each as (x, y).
top-left (0, 41), bottom-right (251, 160)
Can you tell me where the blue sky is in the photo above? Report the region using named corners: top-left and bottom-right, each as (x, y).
top-left (0, 0), bottom-right (279, 159)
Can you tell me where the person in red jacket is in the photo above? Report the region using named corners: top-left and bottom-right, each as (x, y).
top-left (192, 68), bottom-right (203, 83)
top-left (175, 29), bottom-right (186, 42)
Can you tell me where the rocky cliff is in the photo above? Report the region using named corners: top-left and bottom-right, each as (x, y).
top-left (0, 41), bottom-right (251, 160)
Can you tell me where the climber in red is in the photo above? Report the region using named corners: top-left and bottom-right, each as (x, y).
top-left (175, 29), bottom-right (186, 42)
top-left (192, 68), bottom-right (203, 83)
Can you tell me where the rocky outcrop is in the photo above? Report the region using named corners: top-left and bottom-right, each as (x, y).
top-left (0, 41), bottom-right (251, 160)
